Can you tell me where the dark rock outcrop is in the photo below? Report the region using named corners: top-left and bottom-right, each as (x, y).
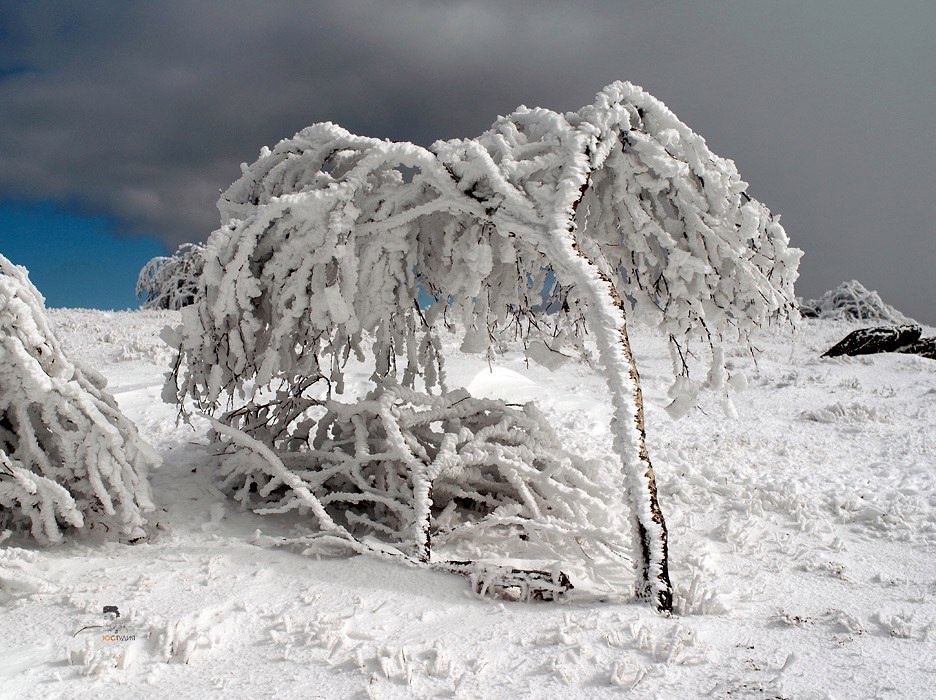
top-left (821, 325), bottom-right (923, 358)
top-left (897, 337), bottom-right (936, 360)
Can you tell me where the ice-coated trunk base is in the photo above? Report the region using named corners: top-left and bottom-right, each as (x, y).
top-left (603, 294), bottom-right (673, 613)
top-left (619, 322), bottom-right (673, 613)
top-left (545, 225), bottom-right (673, 613)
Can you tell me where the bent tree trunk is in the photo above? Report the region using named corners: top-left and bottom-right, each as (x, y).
top-left (548, 239), bottom-right (673, 612)
top-left (615, 301), bottom-right (672, 612)
top-left (544, 154), bottom-right (673, 613)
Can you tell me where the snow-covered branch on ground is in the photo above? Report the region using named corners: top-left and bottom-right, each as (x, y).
top-left (0, 255), bottom-right (158, 543)
top-left (212, 381), bottom-right (627, 598)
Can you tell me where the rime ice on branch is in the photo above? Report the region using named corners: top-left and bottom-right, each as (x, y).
top-left (168, 81), bottom-right (800, 611)
top-left (0, 255), bottom-right (158, 543)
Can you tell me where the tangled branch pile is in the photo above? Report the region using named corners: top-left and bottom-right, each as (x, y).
top-left (0, 255), bottom-right (158, 543)
top-left (213, 382), bottom-right (626, 596)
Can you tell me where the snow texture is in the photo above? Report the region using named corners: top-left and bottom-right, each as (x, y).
top-left (800, 279), bottom-right (915, 325)
top-left (0, 256), bottom-right (158, 543)
top-left (2, 309), bottom-right (935, 699)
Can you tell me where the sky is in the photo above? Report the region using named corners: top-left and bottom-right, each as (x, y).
top-left (1, 1), bottom-right (934, 320)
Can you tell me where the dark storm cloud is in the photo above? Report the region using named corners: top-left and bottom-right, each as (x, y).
top-left (1, 1), bottom-right (934, 321)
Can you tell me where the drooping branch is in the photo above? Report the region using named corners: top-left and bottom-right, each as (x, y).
top-left (0, 255), bottom-right (158, 543)
top-left (167, 81), bottom-right (800, 611)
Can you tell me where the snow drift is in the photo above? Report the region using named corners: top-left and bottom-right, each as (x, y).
top-left (4, 308), bottom-right (935, 698)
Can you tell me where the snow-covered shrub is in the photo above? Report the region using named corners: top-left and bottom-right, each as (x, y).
top-left (213, 382), bottom-right (626, 593)
top-left (136, 243), bottom-right (205, 310)
top-left (0, 255), bottom-right (158, 543)
top-left (167, 81), bottom-right (801, 610)
top-left (800, 280), bottom-right (914, 324)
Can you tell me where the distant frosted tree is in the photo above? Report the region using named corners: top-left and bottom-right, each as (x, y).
top-left (167, 82), bottom-right (800, 611)
top-left (0, 255), bottom-right (158, 543)
top-left (800, 280), bottom-right (914, 325)
top-left (137, 243), bottom-right (206, 310)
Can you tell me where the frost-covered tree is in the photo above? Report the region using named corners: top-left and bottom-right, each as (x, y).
top-left (168, 82), bottom-right (800, 611)
top-left (0, 255), bottom-right (158, 543)
top-left (137, 243), bottom-right (206, 310)
top-left (800, 280), bottom-right (914, 325)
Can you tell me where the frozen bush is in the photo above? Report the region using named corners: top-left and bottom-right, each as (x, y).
top-left (137, 242), bottom-right (205, 310)
top-left (0, 255), bottom-right (158, 543)
top-left (213, 382), bottom-right (629, 596)
top-left (800, 280), bottom-right (914, 324)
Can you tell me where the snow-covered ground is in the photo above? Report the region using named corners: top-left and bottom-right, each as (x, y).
top-left (2, 308), bottom-right (935, 699)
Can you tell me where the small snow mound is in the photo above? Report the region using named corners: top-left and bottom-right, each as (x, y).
top-left (466, 366), bottom-right (542, 403)
top-left (799, 280), bottom-right (915, 324)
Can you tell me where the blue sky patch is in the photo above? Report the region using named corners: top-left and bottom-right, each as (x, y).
top-left (1, 200), bottom-right (169, 309)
